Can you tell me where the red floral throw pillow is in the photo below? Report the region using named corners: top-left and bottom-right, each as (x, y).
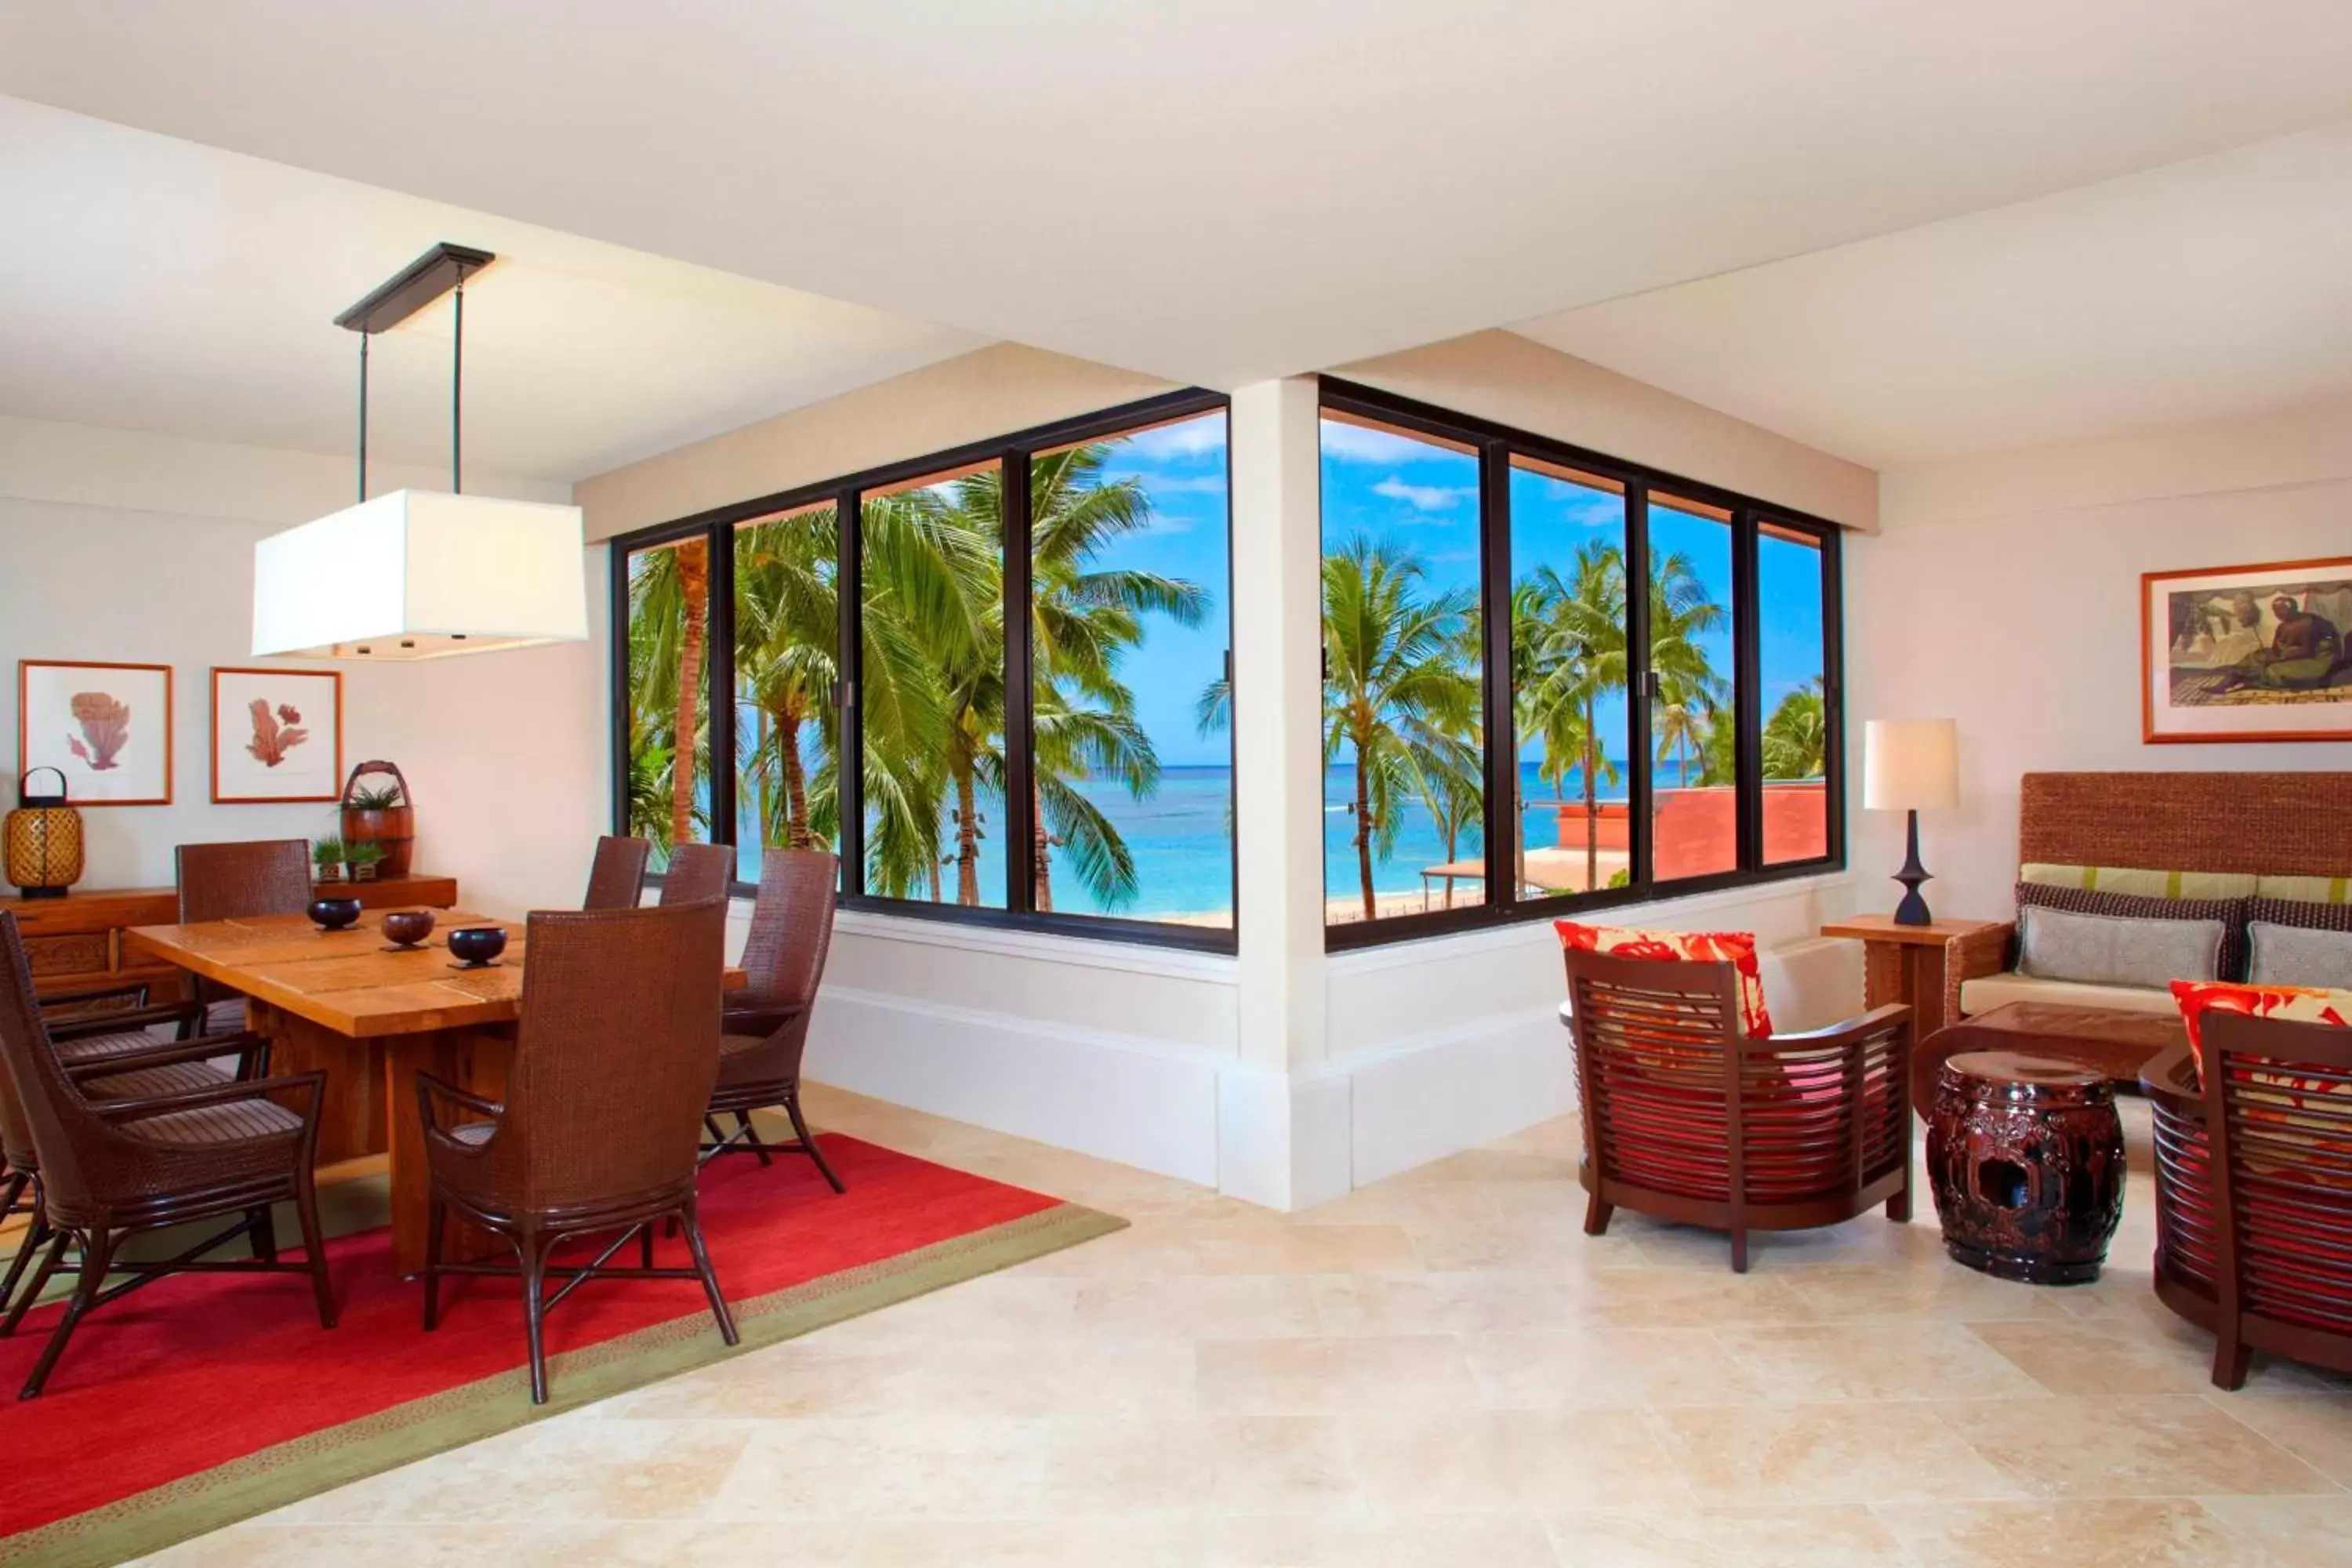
top-left (2172, 979), bottom-right (2352, 1081)
top-left (1555, 921), bottom-right (1774, 1038)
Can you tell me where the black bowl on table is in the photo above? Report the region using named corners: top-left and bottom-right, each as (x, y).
top-left (445, 926), bottom-right (508, 967)
top-left (380, 909), bottom-right (437, 949)
top-left (307, 897), bottom-right (363, 931)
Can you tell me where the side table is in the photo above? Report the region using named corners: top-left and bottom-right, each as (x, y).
top-left (1820, 914), bottom-right (2009, 1042)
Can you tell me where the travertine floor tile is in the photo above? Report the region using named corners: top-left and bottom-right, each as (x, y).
top-left (1874, 1498), bottom-right (2242, 1566)
top-left (1650, 1400), bottom-right (2027, 1504)
top-left (1546, 1502), bottom-right (1910, 1566)
top-left (1933, 1394), bottom-right (2338, 1499)
top-left (132, 1096), bottom-right (2352, 1566)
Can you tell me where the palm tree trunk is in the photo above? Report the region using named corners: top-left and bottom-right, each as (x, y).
top-left (776, 706), bottom-right (812, 849)
top-left (954, 765), bottom-right (982, 906)
top-left (1354, 757), bottom-right (1376, 920)
top-left (1581, 691), bottom-right (1600, 891)
top-left (669, 537), bottom-right (709, 851)
top-left (1033, 777), bottom-right (1052, 912)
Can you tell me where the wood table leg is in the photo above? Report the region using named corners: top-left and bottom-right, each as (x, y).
top-left (248, 999), bottom-right (384, 1164)
top-left (383, 1023), bottom-right (516, 1275)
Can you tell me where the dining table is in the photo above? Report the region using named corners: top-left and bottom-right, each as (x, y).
top-left (122, 906), bottom-right (742, 1273)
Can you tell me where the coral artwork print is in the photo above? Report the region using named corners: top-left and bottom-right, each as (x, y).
top-left (245, 699), bottom-right (310, 768)
top-left (65, 691), bottom-right (131, 771)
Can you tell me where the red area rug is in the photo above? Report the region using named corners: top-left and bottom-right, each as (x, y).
top-left (0, 1135), bottom-right (1122, 1567)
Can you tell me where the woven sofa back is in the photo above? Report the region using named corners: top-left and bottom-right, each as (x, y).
top-left (2019, 771), bottom-right (2352, 880)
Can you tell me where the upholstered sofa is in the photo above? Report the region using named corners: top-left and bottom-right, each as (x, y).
top-left (1949, 771), bottom-right (2352, 1023)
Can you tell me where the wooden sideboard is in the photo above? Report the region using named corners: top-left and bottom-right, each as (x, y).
top-left (2, 873), bottom-right (458, 1007)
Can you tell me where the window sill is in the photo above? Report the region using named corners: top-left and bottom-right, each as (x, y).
top-left (1325, 869), bottom-right (1857, 977)
top-left (830, 907), bottom-right (1240, 982)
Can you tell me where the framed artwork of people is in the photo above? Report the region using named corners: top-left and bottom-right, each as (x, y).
top-left (2145, 557), bottom-right (2352, 743)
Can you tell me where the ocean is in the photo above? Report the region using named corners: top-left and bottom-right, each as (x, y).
top-left (739, 761), bottom-right (1629, 920)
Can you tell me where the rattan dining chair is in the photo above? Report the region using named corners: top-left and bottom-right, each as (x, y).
top-left (657, 842), bottom-right (734, 907)
top-left (0, 911), bottom-right (335, 1399)
top-left (583, 835), bottom-right (653, 910)
top-left (702, 849), bottom-right (842, 1191)
top-left (415, 895), bottom-right (736, 1404)
top-left (176, 839), bottom-right (313, 1033)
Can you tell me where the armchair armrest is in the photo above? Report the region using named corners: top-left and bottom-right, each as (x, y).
top-left (721, 1001), bottom-right (809, 1036)
top-left (1946, 922), bottom-right (2015, 1026)
top-left (94, 1070), bottom-right (325, 1127)
top-left (40, 982), bottom-right (152, 1018)
top-left (414, 1068), bottom-right (503, 1160)
top-left (49, 1000), bottom-right (205, 1042)
top-left (65, 1033), bottom-right (271, 1083)
top-left (1759, 1003), bottom-right (1914, 1052)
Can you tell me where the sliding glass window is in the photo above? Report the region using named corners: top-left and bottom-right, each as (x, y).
top-left (611, 391), bottom-right (1235, 951)
top-left (1317, 379), bottom-right (1844, 949)
top-left (621, 533), bottom-right (714, 871)
top-left (1318, 411), bottom-right (1486, 928)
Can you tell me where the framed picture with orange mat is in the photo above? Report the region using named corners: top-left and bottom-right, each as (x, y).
top-left (2144, 556), bottom-right (2352, 743)
top-left (16, 659), bottom-right (173, 806)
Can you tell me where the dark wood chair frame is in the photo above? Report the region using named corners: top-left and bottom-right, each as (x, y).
top-left (2144, 1014), bottom-right (2352, 1391)
top-left (0, 1062), bottom-right (336, 1399)
top-left (1564, 946), bottom-right (1914, 1273)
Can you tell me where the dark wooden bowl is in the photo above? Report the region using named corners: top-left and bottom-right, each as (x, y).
top-left (307, 897), bottom-right (363, 931)
top-left (445, 926), bottom-right (508, 966)
top-left (380, 909), bottom-right (437, 949)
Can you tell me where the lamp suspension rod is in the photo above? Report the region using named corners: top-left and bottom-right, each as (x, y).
top-left (451, 269), bottom-right (464, 495)
top-left (357, 331), bottom-right (369, 505)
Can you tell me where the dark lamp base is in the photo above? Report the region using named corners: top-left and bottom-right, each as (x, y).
top-left (13, 885), bottom-right (69, 900)
top-left (1890, 808), bottom-right (1934, 927)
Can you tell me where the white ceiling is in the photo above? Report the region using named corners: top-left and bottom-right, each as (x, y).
top-left (1515, 122), bottom-right (2352, 469)
top-left (0, 96), bottom-right (982, 483)
top-left (4, 0), bottom-right (2350, 405)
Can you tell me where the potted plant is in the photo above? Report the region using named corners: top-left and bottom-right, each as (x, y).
top-left (313, 837), bottom-right (347, 884)
top-left (343, 840), bottom-right (385, 884)
top-left (339, 761), bottom-right (416, 879)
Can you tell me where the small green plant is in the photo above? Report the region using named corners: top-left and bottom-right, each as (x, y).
top-left (1606, 866), bottom-right (1632, 890)
top-left (347, 783), bottom-right (405, 811)
top-left (343, 841), bottom-right (385, 868)
top-left (311, 837), bottom-right (346, 868)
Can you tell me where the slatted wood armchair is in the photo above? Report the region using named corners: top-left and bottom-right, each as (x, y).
top-left (2169, 1011), bottom-right (2352, 1391)
top-left (1562, 945), bottom-right (1915, 1272)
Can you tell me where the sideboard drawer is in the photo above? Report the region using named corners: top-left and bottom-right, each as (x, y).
top-left (24, 931), bottom-right (112, 978)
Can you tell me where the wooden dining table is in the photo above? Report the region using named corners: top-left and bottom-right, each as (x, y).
top-left (124, 906), bottom-right (742, 1273)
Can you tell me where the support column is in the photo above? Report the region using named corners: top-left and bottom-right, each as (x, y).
top-left (1221, 378), bottom-right (1348, 1207)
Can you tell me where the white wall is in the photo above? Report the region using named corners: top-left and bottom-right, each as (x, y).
top-left (1849, 406), bottom-right (2352, 921)
top-left (0, 416), bottom-right (599, 917)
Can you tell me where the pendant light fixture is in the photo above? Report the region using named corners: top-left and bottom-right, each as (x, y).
top-left (252, 243), bottom-right (588, 662)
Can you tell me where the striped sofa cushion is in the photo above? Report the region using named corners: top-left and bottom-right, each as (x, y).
top-left (2020, 862), bottom-right (2260, 901)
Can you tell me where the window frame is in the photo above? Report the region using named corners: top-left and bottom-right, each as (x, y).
top-left (1316, 377), bottom-right (1846, 953)
top-left (610, 389), bottom-right (1240, 953)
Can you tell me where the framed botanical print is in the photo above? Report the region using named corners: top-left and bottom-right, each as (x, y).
top-left (17, 660), bottom-right (175, 806)
top-left (2144, 557), bottom-right (2352, 743)
top-left (211, 666), bottom-right (343, 803)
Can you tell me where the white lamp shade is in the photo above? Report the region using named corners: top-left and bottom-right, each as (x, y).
top-left (1862, 719), bottom-right (1959, 811)
top-left (253, 489), bottom-right (588, 660)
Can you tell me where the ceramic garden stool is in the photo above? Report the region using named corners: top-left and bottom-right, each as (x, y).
top-left (1926, 1050), bottom-right (2126, 1284)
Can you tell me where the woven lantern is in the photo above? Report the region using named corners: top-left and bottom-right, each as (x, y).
top-left (5, 768), bottom-right (84, 899)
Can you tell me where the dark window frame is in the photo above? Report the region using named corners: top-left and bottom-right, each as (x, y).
top-left (611, 390), bottom-right (1240, 954)
top-left (1316, 377), bottom-right (1846, 953)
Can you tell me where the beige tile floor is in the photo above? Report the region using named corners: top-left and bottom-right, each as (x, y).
top-left (139, 1086), bottom-right (2352, 1566)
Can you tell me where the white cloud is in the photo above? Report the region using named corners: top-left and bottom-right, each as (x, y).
top-left (1120, 416), bottom-right (1226, 461)
top-left (1320, 419), bottom-right (1450, 465)
top-left (1372, 476), bottom-right (1474, 512)
top-left (1135, 474), bottom-right (1226, 495)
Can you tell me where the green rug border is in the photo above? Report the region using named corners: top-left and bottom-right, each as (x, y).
top-left (3, 1201), bottom-right (1126, 1568)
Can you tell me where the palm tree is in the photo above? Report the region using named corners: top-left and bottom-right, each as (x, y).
top-left (1646, 550), bottom-right (1729, 789)
top-left (1762, 679), bottom-right (1827, 780)
top-left (733, 509), bottom-right (838, 850)
top-left (1514, 541), bottom-right (1628, 891)
top-left (1321, 535), bottom-right (1482, 920)
top-left (626, 542), bottom-right (712, 855)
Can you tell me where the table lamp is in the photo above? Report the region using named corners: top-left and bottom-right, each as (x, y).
top-left (1863, 719), bottom-right (1958, 927)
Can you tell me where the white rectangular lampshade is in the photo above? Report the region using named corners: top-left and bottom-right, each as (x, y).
top-left (1862, 719), bottom-right (1959, 811)
top-left (252, 489), bottom-right (588, 660)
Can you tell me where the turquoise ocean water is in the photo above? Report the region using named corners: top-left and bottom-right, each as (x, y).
top-left (740, 762), bottom-right (1628, 920)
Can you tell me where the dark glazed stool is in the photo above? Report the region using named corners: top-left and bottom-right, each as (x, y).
top-left (1926, 1050), bottom-right (2125, 1284)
